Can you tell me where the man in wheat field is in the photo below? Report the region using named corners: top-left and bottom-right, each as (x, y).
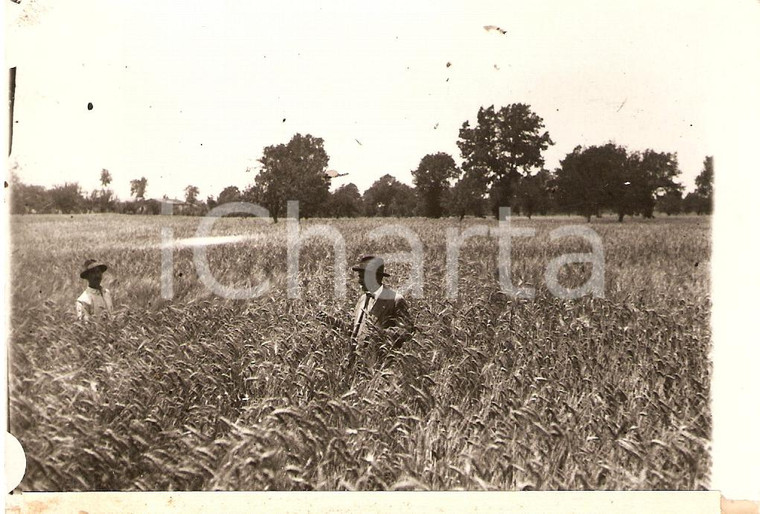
top-left (76, 259), bottom-right (113, 321)
top-left (319, 255), bottom-right (414, 370)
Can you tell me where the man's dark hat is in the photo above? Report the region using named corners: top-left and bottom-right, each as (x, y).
top-left (351, 255), bottom-right (390, 277)
top-left (80, 259), bottom-right (108, 279)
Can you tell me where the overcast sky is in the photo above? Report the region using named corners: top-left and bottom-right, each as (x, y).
top-left (3, 1), bottom-right (727, 200)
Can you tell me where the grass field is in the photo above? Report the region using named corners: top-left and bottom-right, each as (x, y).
top-left (8, 213), bottom-right (711, 490)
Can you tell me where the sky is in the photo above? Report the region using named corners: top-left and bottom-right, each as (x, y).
top-left (7, 0), bottom-right (720, 201)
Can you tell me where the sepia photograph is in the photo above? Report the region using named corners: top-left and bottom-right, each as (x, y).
top-left (3, 0), bottom-right (759, 505)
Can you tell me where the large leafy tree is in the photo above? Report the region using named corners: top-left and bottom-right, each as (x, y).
top-left (554, 143), bottom-right (629, 222)
top-left (457, 104), bottom-right (553, 216)
top-left (251, 133), bottom-right (330, 222)
top-left (411, 152), bottom-right (459, 218)
top-left (627, 150), bottom-right (682, 219)
top-left (556, 144), bottom-right (683, 222)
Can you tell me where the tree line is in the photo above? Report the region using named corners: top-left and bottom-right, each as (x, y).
top-left (8, 168), bottom-right (208, 216)
top-left (9, 104), bottom-right (714, 220)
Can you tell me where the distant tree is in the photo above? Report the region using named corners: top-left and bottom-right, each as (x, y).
top-left (695, 156), bottom-right (714, 198)
top-left (457, 104), bottom-right (553, 216)
top-left (363, 174), bottom-right (417, 217)
top-left (446, 170), bottom-right (489, 220)
top-left (388, 182), bottom-right (417, 217)
top-left (682, 192), bottom-right (696, 213)
top-left (130, 177), bottom-right (148, 200)
top-left (682, 192), bottom-right (699, 214)
top-left (90, 188), bottom-right (116, 213)
top-left (119, 200), bottom-right (139, 214)
top-left (184, 185), bottom-right (200, 205)
top-left (9, 172), bottom-right (51, 214)
top-left (206, 195), bottom-right (218, 210)
top-left (329, 183), bottom-right (363, 217)
top-left (49, 182), bottom-right (85, 214)
top-left (251, 133), bottom-right (331, 221)
top-left (683, 191), bottom-right (711, 215)
top-left (555, 145), bottom-right (682, 222)
top-left (240, 184), bottom-right (256, 202)
top-left (217, 185), bottom-right (242, 205)
top-left (514, 169), bottom-right (554, 219)
top-left (12, 183), bottom-right (50, 213)
top-left (100, 168), bottom-right (112, 189)
top-left (656, 189), bottom-right (683, 215)
top-left (92, 168), bottom-right (115, 212)
top-left (692, 155), bottom-right (714, 214)
top-left (555, 144), bottom-right (628, 222)
top-left (411, 152), bottom-right (458, 218)
top-left (699, 195), bottom-right (711, 215)
top-left (363, 175), bottom-right (393, 217)
top-left (625, 150), bottom-right (682, 219)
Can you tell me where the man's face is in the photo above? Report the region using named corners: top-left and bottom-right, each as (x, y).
top-left (356, 269), bottom-right (381, 292)
top-left (87, 268), bottom-right (103, 288)
top-left (356, 270), bottom-right (368, 292)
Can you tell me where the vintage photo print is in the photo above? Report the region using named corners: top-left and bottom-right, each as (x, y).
top-left (3, 0), bottom-right (759, 509)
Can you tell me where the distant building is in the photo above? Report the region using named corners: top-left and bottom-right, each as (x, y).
top-left (158, 197), bottom-right (188, 215)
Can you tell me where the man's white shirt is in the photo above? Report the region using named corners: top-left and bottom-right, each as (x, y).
top-left (352, 285), bottom-right (383, 341)
top-left (76, 287), bottom-right (113, 321)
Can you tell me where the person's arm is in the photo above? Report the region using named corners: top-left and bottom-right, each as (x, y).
top-left (76, 300), bottom-right (90, 321)
top-left (385, 296), bottom-right (414, 347)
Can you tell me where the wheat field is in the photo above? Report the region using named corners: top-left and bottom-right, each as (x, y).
top-left (8, 213), bottom-right (711, 491)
